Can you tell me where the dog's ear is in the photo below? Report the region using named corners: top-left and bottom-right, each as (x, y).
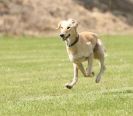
top-left (69, 19), bottom-right (78, 28)
top-left (56, 22), bottom-right (61, 30)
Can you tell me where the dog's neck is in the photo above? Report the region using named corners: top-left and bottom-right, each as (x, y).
top-left (66, 32), bottom-right (79, 47)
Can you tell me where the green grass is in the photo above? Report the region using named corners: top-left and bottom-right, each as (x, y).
top-left (0, 35), bottom-right (132, 116)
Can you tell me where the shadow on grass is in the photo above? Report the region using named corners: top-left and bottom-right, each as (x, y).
top-left (101, 87), bottom-right (133, 95)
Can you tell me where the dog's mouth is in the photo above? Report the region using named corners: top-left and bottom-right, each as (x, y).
top-left (62, 34), bottom-right (70, 41)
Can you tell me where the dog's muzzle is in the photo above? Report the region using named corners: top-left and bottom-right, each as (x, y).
top-left (60, 33), bottom-right (64, 38)
top-left (60, 34), bottom-right (70, 41)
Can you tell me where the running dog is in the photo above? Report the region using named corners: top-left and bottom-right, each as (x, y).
top-left (57, 19), bottom-right (106, 89)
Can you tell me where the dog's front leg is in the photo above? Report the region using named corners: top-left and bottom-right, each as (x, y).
top-left (65, 63), bottom-right (78, 89)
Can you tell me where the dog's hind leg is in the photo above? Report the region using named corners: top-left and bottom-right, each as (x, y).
top-left (94, 42), bottom-right (106, 83)
top-left (86, 53), bottom-right (94, 77)
top-left (96, 56), bottom-right (106, 83)
top-left (76, 63), bottom-right (88, 77)
top-left (65, 63), bottom-right (78, 89)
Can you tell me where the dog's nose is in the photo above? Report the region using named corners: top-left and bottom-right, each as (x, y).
top-left (60, 34), bottom-right (64, 38)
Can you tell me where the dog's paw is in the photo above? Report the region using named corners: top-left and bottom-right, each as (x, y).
top-left (86, 72), bottom-right (95, 77)
top-left (65, 84), bottom-right (73, 89)
top-left (91, 72), bottom-right (95, 76)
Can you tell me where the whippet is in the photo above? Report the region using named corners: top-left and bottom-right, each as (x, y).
top-left (57, 19), bottom-right (106, 89)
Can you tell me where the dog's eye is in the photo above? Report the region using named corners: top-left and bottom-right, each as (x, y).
top-left (67, 27), bottom-right (70, 29)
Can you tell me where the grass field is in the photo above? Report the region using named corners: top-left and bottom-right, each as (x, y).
top-left (0, 35), bottom-right (132, 116)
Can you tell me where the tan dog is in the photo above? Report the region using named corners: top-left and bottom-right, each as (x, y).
top-left (57, 19), bottom-right (106, 89)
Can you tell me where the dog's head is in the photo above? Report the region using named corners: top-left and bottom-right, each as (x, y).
top-left (57, 19), bottom-right (78, 41)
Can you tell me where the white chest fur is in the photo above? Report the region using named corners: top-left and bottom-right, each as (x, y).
top-left (67, 41), bottom-right (93, 63)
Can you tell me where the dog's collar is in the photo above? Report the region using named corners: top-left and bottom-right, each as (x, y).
top-left (67, 34), bottom-right (79, 47)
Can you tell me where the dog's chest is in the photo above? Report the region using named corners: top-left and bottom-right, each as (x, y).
top-left (67, 42), bottom-right (93, 62)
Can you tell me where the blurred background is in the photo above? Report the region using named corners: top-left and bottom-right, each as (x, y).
top-left (0, 0), bottom-right (133, 36)
top-left (0, 1), bottom-right (133, 115)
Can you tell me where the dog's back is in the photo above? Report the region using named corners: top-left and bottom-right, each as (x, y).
top-left (79, 31), bottom-right (105, 59)
top-left (79, 31), bottom-right (98, 49)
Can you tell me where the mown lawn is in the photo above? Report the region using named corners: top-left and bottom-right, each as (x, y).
top-left (0, 35), bottom-right (132, 116)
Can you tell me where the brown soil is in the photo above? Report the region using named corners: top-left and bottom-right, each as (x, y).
top-left (0, 0), bottom-right (133, 36)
